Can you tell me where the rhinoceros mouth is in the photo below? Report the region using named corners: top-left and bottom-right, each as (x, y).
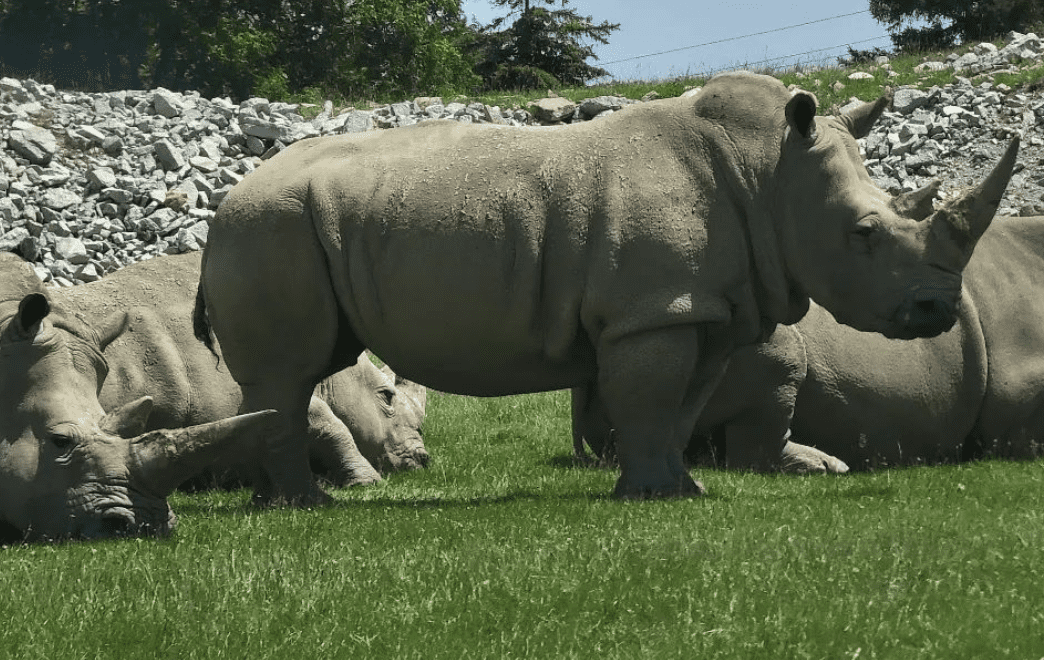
top-left (888, 296), bottom-right (959, 340)
top-left (69, 486), bottom-right (176, 540)
top-left (97, 507), bottom-right (137, 536)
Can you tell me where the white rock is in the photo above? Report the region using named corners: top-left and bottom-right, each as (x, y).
top-left (153, 88), bottom-right (183, 118)
top-left (54, 236), bottom-right (89, 264)
top-left (40, 188), bottom-right (82, 211)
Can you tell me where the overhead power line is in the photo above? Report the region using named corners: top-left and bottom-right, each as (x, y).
top-left (692, 34), bottom-right (892, 78)
top-left (601, 9), bottom-right (872, 66)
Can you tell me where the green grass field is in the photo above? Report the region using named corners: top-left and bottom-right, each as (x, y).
top-left (2, 389), bottom-right (1042, 659)
top-left (6, 34), bottom-right (1044, 658)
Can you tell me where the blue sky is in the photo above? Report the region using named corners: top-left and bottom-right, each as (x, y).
top-left (459, 0), bottom-right (899, 81)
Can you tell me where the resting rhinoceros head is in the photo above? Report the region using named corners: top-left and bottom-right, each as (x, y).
top-left (317, 356), bottom-right (428, 472)
top-left (381, 364), bottom-right (428, 471)
top-left (0, 288), bottom-right (274, 542)
top-left (774, 89), bottom-right (1018, 339)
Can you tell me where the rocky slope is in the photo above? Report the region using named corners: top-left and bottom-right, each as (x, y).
top-left (0, 31), bottom-right (1043, 286)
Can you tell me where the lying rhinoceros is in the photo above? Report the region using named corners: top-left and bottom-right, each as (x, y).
top-left (755, 212), bottom-right (1044, 469)
top-left (580, 214), bottom-right (1044, 471)
top-left (53, 252), bottom-right (428, 486)
top-left (194, 71), bottom-right (1017, 504)
top-left (0, 253), bottom-right (276, 542)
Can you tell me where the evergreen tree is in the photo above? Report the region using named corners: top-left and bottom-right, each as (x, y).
top-left (870, 0), bottom-right (1044, 51)
top-left (474, 0), bottom-right (619, 90)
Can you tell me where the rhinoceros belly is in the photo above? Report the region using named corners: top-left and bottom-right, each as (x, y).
top-left (328, 221), bottom-right (595, 397)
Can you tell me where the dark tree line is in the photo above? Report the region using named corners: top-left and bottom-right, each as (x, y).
top-left (871, 0), bottom-right (1044, 51)
top-left (0, 0), bottom-right (618, 100)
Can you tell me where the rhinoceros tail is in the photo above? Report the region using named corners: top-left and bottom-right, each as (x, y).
top-left (192, 281), bottom-right (218, 359)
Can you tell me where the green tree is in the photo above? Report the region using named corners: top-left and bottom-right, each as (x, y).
top-left (0, 0), bottom-right (478, 101)
top-left (870, 0), bottom-right (1044, 51)
top-left (473, 0), bottom-right (619, 90)
top-left (339, 0), bottom-right (480, 99)
top-left (0, 0), bottom-right (149, 90)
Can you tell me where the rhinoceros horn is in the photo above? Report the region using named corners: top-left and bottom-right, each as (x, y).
top-left (930, 136), bottom-right (1019, 261)
top-left (128, 410), bottom-right (278, 496)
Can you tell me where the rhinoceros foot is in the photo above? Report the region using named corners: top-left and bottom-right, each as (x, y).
top-left (781, 440), bottom-right (849, 474)
top-left (250, 482), bottom-right (333, 509)
top-left (613, 458), bottom-right (706, 498)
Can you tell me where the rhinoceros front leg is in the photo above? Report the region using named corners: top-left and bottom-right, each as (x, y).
top-left (571, 382), bottom-right (615, 464)
top-left (597, 324), bottom-right (731, 498)
top-left (307, 396), bottom-right (382, 487)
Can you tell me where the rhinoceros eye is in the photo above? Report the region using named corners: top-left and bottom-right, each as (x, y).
top-left (377, 387), bottom-right (396, 414)
top-left (50, 433), bottom-right (73, 450)
top-left (850, 220), bottom-right (879, 252)
top-left (47, 424), bottom-right (80, 451)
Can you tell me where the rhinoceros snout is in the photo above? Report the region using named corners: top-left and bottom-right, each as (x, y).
top-left (100, 513), bottom-right (135, 537)
top-left (893, 297), bottom-right (958, 339)
top-left (414, 447), bottom-right (431, 468)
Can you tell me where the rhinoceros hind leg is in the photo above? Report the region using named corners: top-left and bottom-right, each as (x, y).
top-left (203, 212), bottom-right (345, 507)
top-left (241, 385), bottom-right (333, 507)
top-left (571, 382), bottom-right (616, 465)
top-left (598, 325), bottom-right (727, 499)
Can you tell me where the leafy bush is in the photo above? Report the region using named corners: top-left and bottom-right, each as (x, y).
top-left (841, 45), bottom-right (893, 65)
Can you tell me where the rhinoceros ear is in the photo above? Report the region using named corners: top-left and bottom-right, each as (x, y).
top-left (785, 91), bottom-right (817, 140)
top-left (94, 311), bottom-right (130, 351)
top-left (16, 293), bottom-right (50, 335)
top-left (840, 93), bottom-right (891, 139)
top-left (100, 396), bottom-right (154, 438)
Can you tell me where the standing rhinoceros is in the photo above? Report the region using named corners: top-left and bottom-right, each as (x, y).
top-left (0, 253), bottom-right (276, 542)
top-left (578, 214), bottom-right (1044, 472)
top-left (51, 252), bottom-right (428, 486)
top-left (194, 71), bottom-right (1017, 504)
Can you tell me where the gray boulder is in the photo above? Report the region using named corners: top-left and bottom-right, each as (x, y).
top-left (9, 122), bottom-right (57, 165)
top-left (529, 97), bottom-right (577, 123)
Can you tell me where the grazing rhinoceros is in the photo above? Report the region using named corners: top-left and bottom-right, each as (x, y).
top-left (52, 252), bottom-right (429, 486)
top-left (0, 253), bottom-right (276, 542)
top-left (578, 214), bottom-right (1044, 471)
top-left (194, 71), bottom-right (1017, 504)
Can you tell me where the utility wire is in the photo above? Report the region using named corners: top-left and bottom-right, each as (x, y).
top-left (601, 9), bottom-right (872, 66)
top-left (692, 34), bottom-right (892, 78)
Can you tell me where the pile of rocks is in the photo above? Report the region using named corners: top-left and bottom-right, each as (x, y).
top-left (820, 31), bottom-right (1044, 212)
top-left (1, 31), bottom-right (1043, 286)
top-left (917, 31), bottom-right (1044, 75)
top-left (0, 84), bottom-right (542, 286)
top-left (848, 74), bottom-right (1044, 213)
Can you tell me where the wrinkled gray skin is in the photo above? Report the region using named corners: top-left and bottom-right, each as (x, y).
top-left (54, 252), bottom-right (428, 487)
top-left (580, 214), bottom-right (1044, 471)
top-left (196, 72), bottom-right (1012, 505)
top-left (573, 322), bottom-right (849, 474)
top-left (0, 253), bottom-right (277, 542)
